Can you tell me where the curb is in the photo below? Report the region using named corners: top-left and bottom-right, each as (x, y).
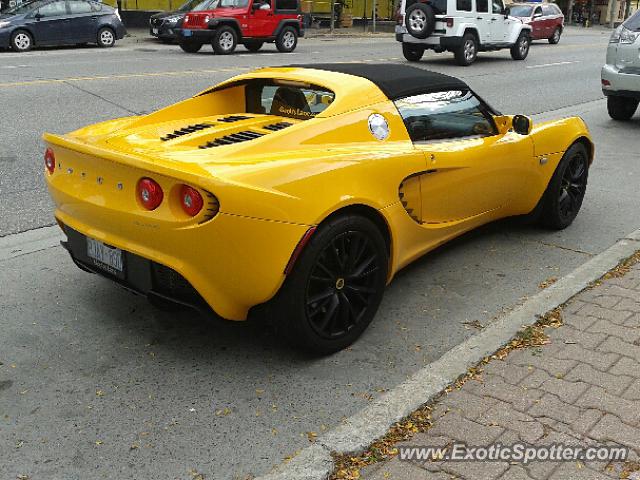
top-left (255, 228), bottom-right (640, 480)
top-left (0, 225), bottom-right (62, 262)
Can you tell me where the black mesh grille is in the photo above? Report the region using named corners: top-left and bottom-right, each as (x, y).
top-left (161, 123), bottom-right (215, 141)
top-left (198, 130), bottom-right (265, 149)
top-left (151, 263), bottom-right (201, 303)
top-left (263, 122), bottom-right (293, 131)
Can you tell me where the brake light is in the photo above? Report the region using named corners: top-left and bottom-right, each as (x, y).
top-left (137, 178), bottom-right (164, 210)
top-left (602, 79), bottom-right (611, 86)
top-left (445, 17), bottom-right (454, 28)
top-left (44, 148), bottom-right (55, 174)
top-left (179, 184), bottom-right (204, 216)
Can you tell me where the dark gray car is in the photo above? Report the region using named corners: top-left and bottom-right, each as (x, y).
top-left (149, 0), bottom-right (216, 42)
top-left (0, 0), bottom-right (126, 52)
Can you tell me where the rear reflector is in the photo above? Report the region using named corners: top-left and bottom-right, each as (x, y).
top-left (601, 79), bottom-right (611, 86)
top-left (284, 226), bottom-right (317, 275)
top-left (44, 148), bottom-right (55, 174)
top-left (180, 184), bottom-right (204, 217)
top-left (445, 17), bottom-right (454, 28)
top-left (137, 178), bottom-right (164, 210)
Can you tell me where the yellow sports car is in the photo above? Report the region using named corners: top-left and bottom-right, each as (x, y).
top-left (44, 64), bottom-right (593, 354)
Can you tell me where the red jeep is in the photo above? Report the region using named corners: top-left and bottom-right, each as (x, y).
top-left (177, 0), bottom-right (304, 54)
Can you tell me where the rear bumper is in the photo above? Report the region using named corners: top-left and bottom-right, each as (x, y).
top-left (398, 33), bottom-right (463, 50)
top-left (601, 63), bottom-right (640, 97)
top-left (44, 144), bottom-right (311, 321)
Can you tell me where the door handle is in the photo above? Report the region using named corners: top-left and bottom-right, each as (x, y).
top-left (476, 16), bottom-right (483, 19)
top-left (491, 17), bottom-right (497, 20)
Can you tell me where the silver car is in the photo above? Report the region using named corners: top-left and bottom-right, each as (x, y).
top-left (602, 10), bottom-right (640, 120)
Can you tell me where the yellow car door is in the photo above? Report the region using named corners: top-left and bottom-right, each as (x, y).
top-left (394, 90), bottom-right (534, 225)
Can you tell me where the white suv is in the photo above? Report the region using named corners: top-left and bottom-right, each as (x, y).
top-left (396, 0), bottom-right (533, 66)
top-left (601, 10), bottom-right (640, 120)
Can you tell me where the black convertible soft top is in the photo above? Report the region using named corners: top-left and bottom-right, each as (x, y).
top-left (287, 63), bottom-right (469, 100)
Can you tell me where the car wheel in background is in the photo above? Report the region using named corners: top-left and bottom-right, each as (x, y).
top-left (97, 27), bottom-right (116, 47)
top-left (276, 26), bottom-right (298, 52)
top-left (404, 3), bottom-right (435, 39)
top-left (607, 96), bottom-right (639, 121)
top-left (538, 143), bottom-right (589, 230)
top-left (10, 30), bottom-right (33, 52)
top-left (212, 25), bottom-right (237, 54)
top-left (179, 40), bottom-right (203, 53)
top-left (510, 31), bottom-right (530, 60)
top-left (548, 27), bottom-right (561, 44)
top-left (244, 41), bottom-right (263, 52)
top-left (454, 33), bottom-right (478, 66)
top-left (271, 215), bottom-right (388, 355)
top-left (402, 43), bottom-right (424, 62)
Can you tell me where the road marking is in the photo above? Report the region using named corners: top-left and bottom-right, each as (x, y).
top-left (0, 67), bottom-right (248, 88)
top-left (526, 60), bottom-right (582, 69)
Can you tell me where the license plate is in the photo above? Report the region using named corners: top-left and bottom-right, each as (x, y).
top-left (183, 29), bottom-right (192, 36)
top-left (86, 237), bottom-right (124, 276)
top-left (152, 28), bottom-right (159, 34)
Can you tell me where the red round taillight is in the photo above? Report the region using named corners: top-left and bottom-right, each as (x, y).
top-left (137, 177), bottom-right (164, 210)
top-left (44, 148), bottom-right (55, 174)
top-left (180, 184), bottom-right (203, 217)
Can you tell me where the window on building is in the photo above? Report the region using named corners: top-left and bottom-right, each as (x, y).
top-left (457, 0), bottom-right (472, 11)
top-left (394, 90), bottom-right (497, 143)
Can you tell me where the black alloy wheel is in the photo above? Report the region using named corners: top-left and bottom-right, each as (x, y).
top-left (271, 215), bottom-right (388, 355)
top-left (306, 231), bottom-right (382, 340)
top-left (538, 143), bottom-right (589, 230)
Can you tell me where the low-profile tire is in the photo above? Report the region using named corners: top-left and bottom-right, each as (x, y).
top-left (607, 96), bottom-right (639, 121)
top-left (548, 27), bottom-right (561, 44)
top-left (404, 3), bottom-right (435, 39)
top-left (97, 27), bottom-right (116, 48)
top-left (454, 33), bottom-right (478, 66)
top-left (402, 42), bottom-right (424, 62)
top-left (276, 26), bottom-right (297, 52)
top-left (244, 41), bottom-right (263, 52)
top-left (212, 25), bottom-right (238, 54)
top-left (271, 215), bottom-right (388, 355)
top-left (10, 30), bottom-right (33, 52)
top-left (510, 31), bottom-right (530, 60)
top-left (536, 143), bottom-right (589, 230)
top-left (179, 40), bottom-right (203, 53)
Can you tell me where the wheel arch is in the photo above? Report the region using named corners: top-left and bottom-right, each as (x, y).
top-left (274, 19), bottom-right (301, 36)
top-left (316, 203), bottom-right (394, 276)
top-left (573, 135), bottom-right (594, 165)
top-left (209, 18), bottom-right (243, 39)
top-left (462, 27), bottom-right (480, 43)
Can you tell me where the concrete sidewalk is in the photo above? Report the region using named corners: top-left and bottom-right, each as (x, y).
top-left (353, 254), bottom-right (640, 480)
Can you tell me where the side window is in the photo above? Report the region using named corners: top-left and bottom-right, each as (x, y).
top-left (394, 90), bottom-right (497, 143)
top-left (68, 0), bottom-right (92, 13)
top-left (476, 0), bottom-right (488, 13)
top-left (275, 0), bottom-right (297, 10)
top-left (534, 6), bottom-right (542, 16)
top-left (491, 0), bottom-right (503, 14)
top-left (541, 5), bottom-right (553, 16)
top-left (456, 0), bottom-right (471, 11)
top-left (37, 0), bottom-right (67, 16)
top-left (245, 82), bottom-right (335, 120)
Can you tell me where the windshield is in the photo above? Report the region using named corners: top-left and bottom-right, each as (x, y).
top-left (508, 4), bottom-right (533, 16)
top-left (623, 9), bottom-right (640, 31)
top-left (4, 0), bottom-right (47, 14)
top-left (178, 0), bottom-right (215, 11)
top-left (191, 0), bottom-right (218, 10)
top-left (218, 0), bottom-right (248, 7)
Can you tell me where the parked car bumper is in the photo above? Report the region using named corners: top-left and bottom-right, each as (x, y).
top-left (601, 63), bottom-right (640, 98)
top-left (397, 31), bottom-right (464, 50)
top-left (0, 28), bottom-right (12, 48)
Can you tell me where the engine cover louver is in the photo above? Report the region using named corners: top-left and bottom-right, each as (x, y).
top-left (161, 123), bottom-right (215, 141)
top-left (263, 122), bottom-right (293, 132)
top-left (218, 115), bottom-right (252, 123)
top-left (198, 130), bottom-right (265, 149)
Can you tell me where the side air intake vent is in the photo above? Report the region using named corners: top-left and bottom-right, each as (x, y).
top-left (161, 123), bottom-right (214, 141)
top-left (199, 130), bottom-right (265, 149)
top-left (218, 115), bottom-right (251, 123)
top-left (263, 122), bottom-right (293, 131)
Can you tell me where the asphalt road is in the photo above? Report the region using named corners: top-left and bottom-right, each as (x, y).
top-left (2, 27), bottom-right (640, 480)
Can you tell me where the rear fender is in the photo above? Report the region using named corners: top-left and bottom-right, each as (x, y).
top-left (274, 19), bottom-right (301, 36)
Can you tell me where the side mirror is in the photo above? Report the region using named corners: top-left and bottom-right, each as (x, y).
top-left (512, 114), bottom-right (532, 135)
top-left (34, 12), bottom-right (43, 19)
top-left (503, 6), bottom-right (510, 17)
